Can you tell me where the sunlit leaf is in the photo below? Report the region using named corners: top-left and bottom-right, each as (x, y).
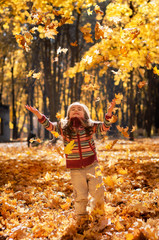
top-left (32, 72), bottom-right (41, 79)
top-left (153, 66), bottom-right (159, 75)
top-left (138, 81), bottom-right (146, 88)
top-left (64, 140), bottom-right (75, 154)
top-left (109, 115), bottom-right (118, 123)
top-left (115, 93), bottom-right (123, 104)
top-left (56, 113), bottom-right (62, 119)
top-left (70, 41), bottom-right (78, 47)
top-left (51, 131), bottom-right (59, 138)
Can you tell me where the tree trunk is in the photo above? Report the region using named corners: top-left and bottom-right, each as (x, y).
top-left (0, 56), bottom-right (5, 104)
top-left (145, 69), bottom-right (153, 137)
top-left (11, 65), bottom-right (18, 139)
top-left (41, 38), bottom-right (51, 139)
top-left (129, 71), bottom-right (135, 141)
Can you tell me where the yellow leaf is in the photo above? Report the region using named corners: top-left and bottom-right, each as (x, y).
top-left (105, 139), bottom-right (118, 150)
top-left (9, 122), bottom-right (14, 129)
top-left (115, 220), bottom-right (125, 231)
top-left (32, 72), bottom-right (41, 79)
top-left (64, 140), bottom-right (75, 154)
top-left (103, 176), bottom-right (114, 187)
top-left (44, 172), bottom-right (52, 181)
top-left (153, 66), bottom-right (159, 75)
top-left (60, 202), bottom-right (70, 210)
top-left (87, 9), bottom-right (92, 15)
top-left (51, 131), bottom-right (59, 138)
top-left (109, 115), bottom-right (118, 123)
top-left (29, 138), bottom-right (35, 143)
top-left (125, 233), bottom-right (134, 240)
top-left (95, 169), bottom-right (102, 178)
top-left (118, 168), bottom-right (128, 175)
top-left (115, 93), bottom-right (123, 104)
top-left (27, 70), bottom-right (35, 78)
top-left (56, 112), bottom-right (62, 119)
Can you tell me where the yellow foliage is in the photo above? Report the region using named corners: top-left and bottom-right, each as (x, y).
top-left (64, 140), bottom-right (75, 154)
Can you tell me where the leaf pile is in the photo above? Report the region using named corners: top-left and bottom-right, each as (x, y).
top-left (0, 138), bottom-right (159, 239)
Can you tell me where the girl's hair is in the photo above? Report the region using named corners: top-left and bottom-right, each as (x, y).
top-left (60, 102), bottom-right (95, 138)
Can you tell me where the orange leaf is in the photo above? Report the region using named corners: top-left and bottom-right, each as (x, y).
top-left (51, 131), bottom-right (59, 138)
top-left (70, 41), bottom-right (78, 47)
top-left (138, 81), bottom-right (146, 88)
top-left (56, 113), bottom-right (62, 119)
top-left (94, 5), bottom-right (104, 15)
top-left (95, 22), bottom-right (104, 40)
top-left (109, 115), bottom-right (118, 123)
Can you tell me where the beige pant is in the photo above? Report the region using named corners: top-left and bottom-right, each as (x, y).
top-left (70, 162), bottom-right (105, 216)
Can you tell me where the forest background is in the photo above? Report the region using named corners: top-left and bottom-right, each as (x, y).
top-left (0, 0), bottom-right (159, 141)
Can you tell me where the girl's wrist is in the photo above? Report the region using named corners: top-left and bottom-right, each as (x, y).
top-left (106, 113), bottom-right (112, 119)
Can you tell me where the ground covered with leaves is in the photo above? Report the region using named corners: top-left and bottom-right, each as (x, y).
top-left (0, 138), bottom-right (159, 240)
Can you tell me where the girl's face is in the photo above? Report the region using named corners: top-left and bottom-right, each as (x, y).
top-left (69, 105), bottom-right (85, 119)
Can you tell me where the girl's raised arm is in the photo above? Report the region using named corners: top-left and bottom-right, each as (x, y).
top-left (25, 105), bottom-right (43, 119)
top-left (25, 105), bottom-right (61, 133)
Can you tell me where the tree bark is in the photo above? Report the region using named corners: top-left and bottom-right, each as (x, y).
top-left (11, 64), bottom-right (18, 139)
top-left (129, 71), bottom-right (135, 141)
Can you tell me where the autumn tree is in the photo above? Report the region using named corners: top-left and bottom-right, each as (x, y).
top-left (65, 0), bottom-right (159, 139)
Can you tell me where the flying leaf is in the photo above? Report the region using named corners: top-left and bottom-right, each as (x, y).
top-left (87, 9), bottom-right (92, 15)
top-left (153, 66), bottom-right (159, 75)
top-left (95, 97), bottom-right (100, 102)
top-left (32, 72), bottom-right (41, 79)
top-left (56, 113), bottom-right (62, 119)
top-left (109, 115), bottom-right (118, 123)
top-left (138, 81), bottom-right (146, 88)
top-left (105, 139), bottom-right (118, 150)
top-left (115, 93), bottom-right (123, 104)
top-left (131, 126), bottom-right (136, 132)
top-left (117, 125), bottom-right (129, 138)
top-left (64, 140), bottom-right (75, 154)
top-left (94, 5), bottom-right (104, 15)
top-left (27, 70), bottom-right (35, 78)
top-left (57, 47), bottom-right (68, 55)
top-left (51, 131), bottom-right (59, 138)
top-left (70, 41), bottom-right (78, 47)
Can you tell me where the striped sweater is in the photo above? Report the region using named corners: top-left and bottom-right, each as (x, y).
top-left (38, 115), bottom-right (111, 168)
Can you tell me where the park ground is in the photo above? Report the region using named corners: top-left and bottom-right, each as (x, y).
top-left (0, 137), bottom-right (159, 239)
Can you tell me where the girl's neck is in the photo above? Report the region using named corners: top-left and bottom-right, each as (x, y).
top-left (71, 117), bottom-right (82, 128)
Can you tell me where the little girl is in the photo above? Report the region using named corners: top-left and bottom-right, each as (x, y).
top-left (25, 100), bottom-right (115, 219)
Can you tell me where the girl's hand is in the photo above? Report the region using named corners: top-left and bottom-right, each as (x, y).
top-left (25, 105), bottom-right (43, 119)
top-left (107, 99), bottom-right (116, 117)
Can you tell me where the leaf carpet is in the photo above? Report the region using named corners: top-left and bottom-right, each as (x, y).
top-left (0, 138), bottom-right (159, 239)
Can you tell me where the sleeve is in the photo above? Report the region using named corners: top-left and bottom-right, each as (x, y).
top-left (92, 113), bottom-right (112, 134)
top-left (38, 115), bottom-right (62, 135)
